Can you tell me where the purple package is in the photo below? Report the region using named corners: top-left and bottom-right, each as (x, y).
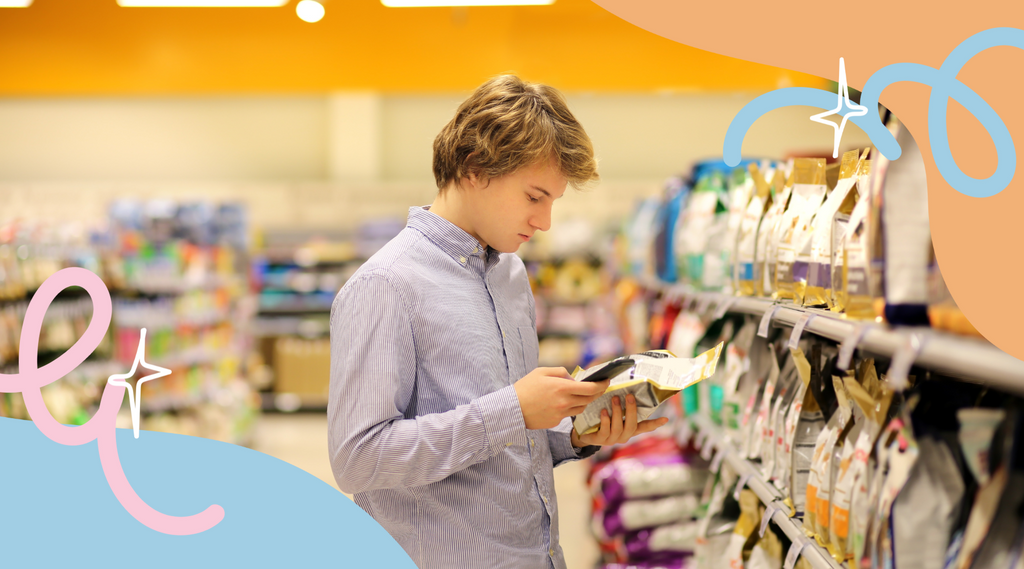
top-left (597, 453), bottom-right (707, 506)
top-left (603, 493), bottom-right (700, 536)
top-left (624, 521), bottom-right (700, 560)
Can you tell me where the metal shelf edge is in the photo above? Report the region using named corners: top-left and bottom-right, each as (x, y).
top-left (642, 281), bottom-right (1024, 394)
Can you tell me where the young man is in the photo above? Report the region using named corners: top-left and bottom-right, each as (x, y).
top-left (329, 75), bottom-right (667, 568)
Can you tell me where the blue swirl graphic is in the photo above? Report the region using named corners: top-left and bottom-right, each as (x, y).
top-left (724, 27), bottom-right (1020, 198)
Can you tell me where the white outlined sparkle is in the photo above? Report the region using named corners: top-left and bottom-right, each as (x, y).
top-left (107, 328), bottom-right (170, 439)
top-left (810, 57), bottom-right (869, 158)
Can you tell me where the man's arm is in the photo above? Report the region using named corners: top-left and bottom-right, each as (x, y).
top-left (328, 273), bottom-right (528, 495)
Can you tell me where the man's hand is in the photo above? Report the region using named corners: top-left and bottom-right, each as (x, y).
top-left (570, 393), bottom-right (669, 448)
top-left (513, 367), bottom-right (609, 430)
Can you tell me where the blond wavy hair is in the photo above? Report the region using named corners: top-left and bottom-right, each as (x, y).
top-left (433, 75), bottom-right (599, 192)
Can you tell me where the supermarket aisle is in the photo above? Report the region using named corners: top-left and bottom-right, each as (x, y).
top-left (250, 413), bottom-right (599, 569)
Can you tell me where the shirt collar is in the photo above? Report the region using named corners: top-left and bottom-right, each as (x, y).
top-left (407, 206), bottom-right (489, 268)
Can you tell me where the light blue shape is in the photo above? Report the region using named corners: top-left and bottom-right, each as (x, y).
top-left (0, 417), bottom-right (416, 568)
top-left (723, 27), bottom-right (1020, 199)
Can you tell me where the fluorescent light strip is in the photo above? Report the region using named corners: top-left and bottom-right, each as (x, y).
top-left (117, 0), bottom-right (287, 6)
top-left (382, 0), bottom-right (554, 6)
top-left (0, 1), bottom-right (33, 7)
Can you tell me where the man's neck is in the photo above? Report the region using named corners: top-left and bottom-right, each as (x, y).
top-left (429, 187), bottom-right (488, 251)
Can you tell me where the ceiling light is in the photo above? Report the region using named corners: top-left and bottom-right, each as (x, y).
top-left (295, 0), bottom-right (324, 22)
top-left (0, 1), bottom-right (33, 7)
top-left (382, 0), bottom-right (554, 6)
top-left (117, 0), bottom-right (287, 6)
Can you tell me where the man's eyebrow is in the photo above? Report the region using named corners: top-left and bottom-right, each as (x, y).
top-left (531, 185), bottom-right (562, 199)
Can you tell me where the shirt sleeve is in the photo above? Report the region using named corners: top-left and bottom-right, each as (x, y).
top-left (328, 272), bottom-right (529, 495)
top-left (546, 417), bottom-right (598, 466)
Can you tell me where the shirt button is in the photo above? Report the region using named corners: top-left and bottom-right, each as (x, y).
top-left (549, 549), bottom-right (555, 557)
top-left (530, 438), bottom-right (534, 447)
top-left (542, 496), bottom-right (548, 504)
top-left (459, 256), bottom-right (466, 264)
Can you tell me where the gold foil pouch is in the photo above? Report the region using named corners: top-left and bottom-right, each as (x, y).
top-left (774, 158), bottom-right (827, 301)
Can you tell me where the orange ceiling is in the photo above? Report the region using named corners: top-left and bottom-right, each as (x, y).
top-left (0, 0), bottom-right (828, 95)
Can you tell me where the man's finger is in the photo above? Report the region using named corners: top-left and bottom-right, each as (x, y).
top-left (634, 417), bottom-right (670, 435)
top-left (619, 394), bottom-right (639, 442)
top-left (539, 367), bottom-right (572, 378)
top-left (563, 379), bottom-right (610, 397)
top-left (609, 397), bottom-right (624, 441)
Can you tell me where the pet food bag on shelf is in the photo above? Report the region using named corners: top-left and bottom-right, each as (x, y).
top-left (736, 163), bottom-right (774, 297)
top-left (760, 163), bottom-right (793, 299)
top-left (774, 158), bottom-right (827, 302)
top-left (803, 149), bottom-right (870, 307)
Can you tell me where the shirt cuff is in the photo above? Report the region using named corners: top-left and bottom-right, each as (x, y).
top-left (476, 385), bottom-right (528, 454)
top-left (547, 419), bottom-right (579, 465)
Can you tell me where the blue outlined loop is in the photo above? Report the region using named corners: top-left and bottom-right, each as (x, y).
top-left (723, 27), bottom-right (1020, 198)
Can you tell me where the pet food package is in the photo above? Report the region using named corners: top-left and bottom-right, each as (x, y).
top-left (676, 170), bottom-right (727, 288)
top-left (957, 408), bottom-right (1005, 487)
top-left (769, 356), bottom-right (801, 486)
top-left (748, 346), bottom-right (781, 461)
top-left (789, 346), bottom-right (826, 518)
top-left (866, 415), bottom-right (918, 569)
top-left (844, 116), bottom-right (900, 320)
top-left (737, 163), bottom-right (774, 297)
top-left (573, 344), bottom-right (724, 436)
top-left (815, 369), bottom-right (856, 544)
top-left (722, 489), bottom-right (763, 569)
top-left (953, 411), bottom-right (1013, 569)
top-left (804, 149), bottom-right (870, 307)
top-left (626, 196), bottom-right (664, 279)
top-left (891, 435), bottom-right (967, 569)
top-left (597, 453), bottom-right (710, 506)
top-left (723, 165), bottom-right (756, 294)
top-left (882, 123), bottom-right (932, 326)
top-left (774, 158), bottom-right (828, 302)
top-left (777, 345), bottom-right (812, 495)
top-left (722, 320), bottom-right (758, 437)
top-left (762, 353), bottom-right (798, 482)
top-left (604, 493), bottom-right (701, 536)
top-left (740, 336), bottom-right (776, 459)
top-left (759, 164), bottom-right (793, 298)
top-left (836, 360), bottom-right (891, 563)
top-left (624, 521), bottom-right (700, 560)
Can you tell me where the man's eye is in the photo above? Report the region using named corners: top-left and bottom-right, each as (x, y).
top-left (527, 195), bottom-right (540, 203)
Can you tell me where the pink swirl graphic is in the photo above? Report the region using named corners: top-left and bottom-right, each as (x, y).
top-left (0, 267), bottom-right (224, 535)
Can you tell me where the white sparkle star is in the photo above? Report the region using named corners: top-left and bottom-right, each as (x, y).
top-left (107, 328), bottom-right (170, 439)
top-left (811, 57), bottom-right (869, 158)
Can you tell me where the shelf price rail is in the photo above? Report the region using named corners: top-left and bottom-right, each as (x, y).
top-left (641, 280), bottom-right (1024, 394)
top-left (687, 414), bottom-right (843, 569)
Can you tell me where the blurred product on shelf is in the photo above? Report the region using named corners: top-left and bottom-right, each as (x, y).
top-left (0, 199), bottom-right (260, 444)
top-left (251, 220), bottom-right (402, 410)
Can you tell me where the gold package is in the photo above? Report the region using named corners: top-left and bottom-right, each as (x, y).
top-left (844, 116), bottom-right (901, 319)
top-left (736, 163), bottom-right (773, 297)
top-left (759, 164), bottom-right (793, 298)
top-left (725, 166), bottom-right (756, 295)
top-left (802, 149), bottom-right (870, 307)
top-left (774, 158), bottom-right (827, 302)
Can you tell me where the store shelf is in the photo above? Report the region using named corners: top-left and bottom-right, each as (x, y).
top-left (687, 414), bottom-right (842, 569)
top-left (642, 279), bottom-right (1024, 394)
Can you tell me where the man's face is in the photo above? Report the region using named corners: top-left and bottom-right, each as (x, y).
top-left (462, 157), bottom-right (568, 254)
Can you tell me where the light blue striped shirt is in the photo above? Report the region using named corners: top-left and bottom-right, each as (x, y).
top-left (328, 206), bottom-right (582, 568)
